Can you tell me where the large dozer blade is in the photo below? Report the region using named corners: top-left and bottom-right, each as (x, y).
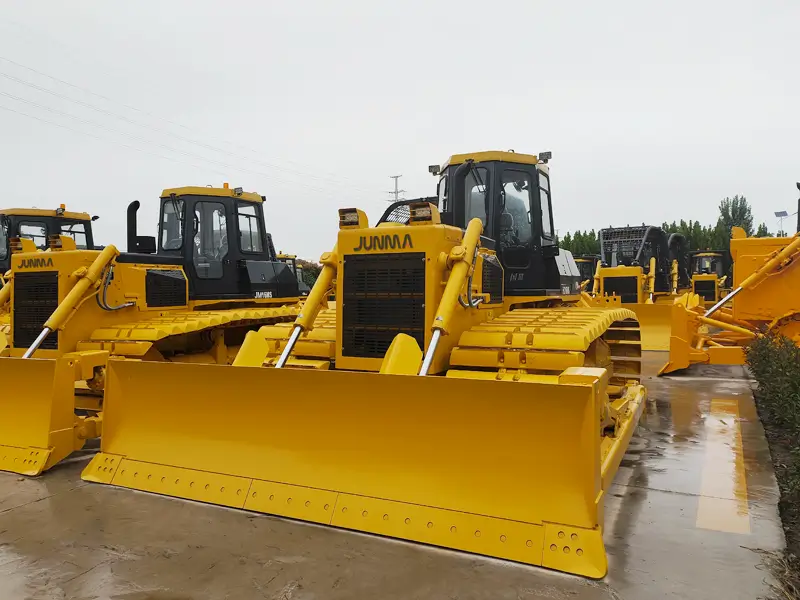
top-left (0, 357), bottom-right (85, 475)
top-left (84, 359), bottom-right (645, 578)
top-left (629, 303), bottom-right (674, 351)
top-left (658, 297), bottom-right (747, 375)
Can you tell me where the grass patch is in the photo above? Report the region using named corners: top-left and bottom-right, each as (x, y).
top-left (746, 334), bottom-right (800, 599)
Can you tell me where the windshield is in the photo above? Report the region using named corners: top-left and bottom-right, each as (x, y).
top-left (59, 221), bottom-right (89, 249)
top-left (577, 260), bottom-right (595, 281)
top-left (0, 219), bottom-right (7, 260)
top-left (161, 198), bottom-right (185, 251)
top-left (693, 255), bottom-right (723, 276)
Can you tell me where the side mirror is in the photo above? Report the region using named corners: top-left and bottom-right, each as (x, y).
top-left (91, 215), bottom-right (100, 221)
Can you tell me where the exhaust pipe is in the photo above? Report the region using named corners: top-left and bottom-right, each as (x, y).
top-left (127, 201), bottom-right (140, 253)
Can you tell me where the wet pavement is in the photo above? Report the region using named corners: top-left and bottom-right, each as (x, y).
top-left (0, 352), bottom-right (785, 599)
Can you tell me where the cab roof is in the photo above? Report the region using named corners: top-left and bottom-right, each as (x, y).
top-left (0, 207), bottom-right (91, 221)
top-left (443, 151), bottom-right (542, 169)
top-left (161, 186), bottom-right (263, 203)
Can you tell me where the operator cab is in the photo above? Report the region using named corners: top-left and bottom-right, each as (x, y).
top-left (574, 255), bottom-right (600, 282)
top-left (125, 185), bottom-right (299, 301)
top-left (691, 252), bottom-right (726, 277)
top-left (277, 253), bottom-right (311, 296)
top-left (599, 226), bottom-right (675, 294)
top-left (433, 151), bottom-right (579, 296)
top-left (0, 206), bottom-right (97, 275)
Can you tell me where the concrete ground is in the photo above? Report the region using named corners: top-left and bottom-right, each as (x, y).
top-left (0, 352), bottom-right (785, 600)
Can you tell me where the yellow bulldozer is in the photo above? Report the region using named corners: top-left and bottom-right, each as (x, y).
top-left (660, 227), bottom-right (800, 374)
top-left (1, 205), bottom-right (99, 350)
top-left (591, 226), bottom-right (690, 350)
top-left (0, 185), bottom-right (301, 475)
top-left (81, 151), bottom-right (646, 579)
top-left (574, 254), bottom-right (600, 290)
top-left (689, 250), bottom-right (730, 307)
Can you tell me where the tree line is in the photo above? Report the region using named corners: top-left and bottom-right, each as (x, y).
top-left (559, 195), bottom-right (781, 256)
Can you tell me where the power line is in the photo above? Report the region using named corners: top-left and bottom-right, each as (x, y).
top-left (0, 102), bottom-right (236, 178)
top-left (0, 60), bottom-right (380, 194)
top-left (0, 33), bottom-right (358, 180)
top-left (0, 88), bottom-right (368, 196)
top-left (386, 174), bottom-right (406, 202)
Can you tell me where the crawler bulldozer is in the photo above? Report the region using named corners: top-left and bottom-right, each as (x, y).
top-left (1, 205), bottom-right (98, 350)
top-left (574, 254), bottom-right (600, 290)
top-left (277, 252), bottom-right (311, 296)
top-left (0, 185), bottom-right (300, 476)
top-left (591, 225), bottom-right (690, 350)
top-left (83, 151), bottom-right (646, 579)
top-left (660, 226), bottom-right (800, 374)
top-left (689, 250), bottom-right (730, 307)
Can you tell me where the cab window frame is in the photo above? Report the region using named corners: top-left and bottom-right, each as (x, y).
top-left (18, 220), bottom-right (49, 250)
top-left (537, 170), bottom-right (555, 243)
top-left (0, 217), bottom-right (7, 259)
top-left (159, 197), bottom-right (186, 253)
top-left (192, 199), bottom-right (229, 280)
top-left (236, 201), bottom-right (265, 254)
top-left (59, 220), bottom-right (89, 249)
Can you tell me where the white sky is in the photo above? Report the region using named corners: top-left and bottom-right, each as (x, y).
top-left (1, 1), bottom-right (798, 259)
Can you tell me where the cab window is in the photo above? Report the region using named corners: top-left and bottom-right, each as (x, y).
top-left (438, 174), bottom-right (448, 211)
top-left (60, 221), bottom-right (88, 249)
top-left (237, 202), bottom-right (263, 253)
top-left (193, 201), bottom-right (228, 279)
top-left (465, 167), bottom-right (489, 228)
top-left (19, 222), bottom-right (48, 249)
top-left (0, 219), bottom-right (7, 259)
top-left (161, 198), bottom-right (185, 251)
top-left (538, 172), bottom-right (554, 240)
top-left (500, 170), bottom-right (534, 268)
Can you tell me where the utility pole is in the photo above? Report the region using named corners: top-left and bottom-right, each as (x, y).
top-left (386, 175), bottom-right (406, 202)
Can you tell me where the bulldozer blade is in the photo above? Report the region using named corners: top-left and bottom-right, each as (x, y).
top-left (0, 357), bottom-right (84, 475)
top-left (83, 360), bottom-right (644, 578)
top-left (630, 304), bottom-right (675, 351)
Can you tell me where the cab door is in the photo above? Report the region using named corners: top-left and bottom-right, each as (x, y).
top-left (491, 163), bottom-right (559, 294)
top-left (492, 163), bottom-right (543, 293)
top-left (188, 198), bottom-right (239, 299)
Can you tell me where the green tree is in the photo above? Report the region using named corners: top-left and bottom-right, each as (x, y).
top-left (755, 223), bottom-right (771, 237)
top-left (561, 232), bottom-right (573, 252)
top-left (717, 195), bottom-right (754, 237)
top-left (296, 258), bottom-right (321, 287)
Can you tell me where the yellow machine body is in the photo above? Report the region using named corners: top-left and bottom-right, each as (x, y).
top-left (660, 232), bottom-right (800, 374)
top-left (690, 251), bottom-right (728, 307)
top-left (0, 186), bottom-right (301, 476)
top-left (84, 176), bottom-right (646, 579)
top-left (691, 272), bottom-right (720, 306)
top-left (0, 207), bottom-right (92, 221)
top-left (729, 236), bottom-right (800, 323)
top-left (593, 263), bottom-right (674, 351)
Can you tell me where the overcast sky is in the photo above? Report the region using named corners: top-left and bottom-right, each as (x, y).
top-left (1, 1), bottom-right (798, 258)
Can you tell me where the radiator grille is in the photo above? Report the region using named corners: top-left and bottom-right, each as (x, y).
top-left (693, 279), bottom-right (717, 302)
top-left (342, 252), bottom-right (425, 358)
top-left (13, 271), bottom-right (59, 349)
top-left (481, 254), bottom-right (503, 304)
top-left (145, 269), bottom-right (187, 307)
top-left (603, 276), bottom-right (639, 303)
